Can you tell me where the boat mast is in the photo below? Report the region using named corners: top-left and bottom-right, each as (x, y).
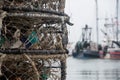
top-left (116, 0), bottom-right (119, 41)
top-left (95, 0), bottom-right (99, 47)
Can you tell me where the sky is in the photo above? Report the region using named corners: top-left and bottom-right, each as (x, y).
top-left (65, 0), bottom-right (119, 47)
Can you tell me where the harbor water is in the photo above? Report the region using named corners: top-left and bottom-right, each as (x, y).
top-left (66, 56), bottom-right (120, 80)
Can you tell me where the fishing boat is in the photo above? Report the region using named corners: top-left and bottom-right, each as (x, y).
top-left (100, 0), bottom-right (120, 59)
top-left (72, 25), bottom-right (100, 59)
top-left (109, 0), bottom-right (120, 59)
top-left (100, 17), bottom-right (120, 59)
top-left (99, 18), bottom-right (120, 59)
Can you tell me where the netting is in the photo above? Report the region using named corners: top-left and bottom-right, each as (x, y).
top-left (0, 0), bottom-right (71, 80)
top-left (0, 54), bottom-right (67, 80)
top-left (2, 0), bottom-right (65, 12)
top-left (2, 16), bottom-right (66, 50)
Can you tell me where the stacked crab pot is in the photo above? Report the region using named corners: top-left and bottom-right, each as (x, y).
top-left (0, 0), bottom-right (71, 80)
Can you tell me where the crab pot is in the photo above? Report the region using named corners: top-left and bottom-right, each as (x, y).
top-left (0, 0), bottom-right (69, 80)
top-left (2, 0), bottom-right (65, 12)
top-left (0, 54), bottom-right (67, 80)
top-left (1, 13), bottom-right (69, 49)
top-left (0, 14), bottom-right (69, 80)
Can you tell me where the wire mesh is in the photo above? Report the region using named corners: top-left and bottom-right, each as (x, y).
top-left (2, 16), bottom-right (66, 50)
top-left (0, 54), bottom-right (67, 80)
top-left (0, 0), bottom-right (69, 80)
top-left (2, 0), bottom-right (65, 12)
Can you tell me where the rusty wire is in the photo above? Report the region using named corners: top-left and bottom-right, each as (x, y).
top-left (0, 0), bottom-right (68, 80)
